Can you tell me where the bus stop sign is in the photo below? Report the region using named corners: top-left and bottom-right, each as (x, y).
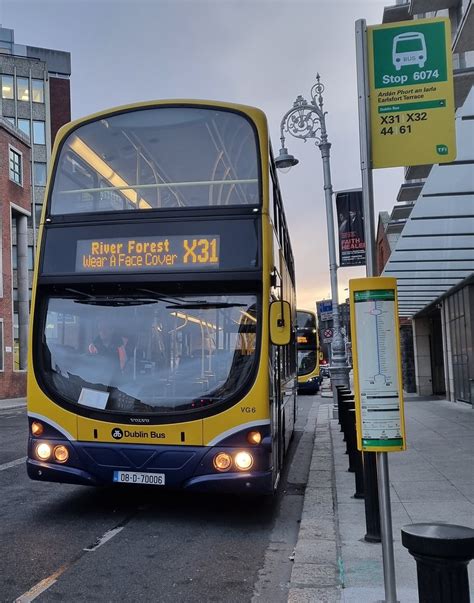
top-left (368, 17), bottom-right (456, 168)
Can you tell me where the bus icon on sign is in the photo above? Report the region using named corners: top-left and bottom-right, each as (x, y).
top-left (392, 32), bottom-right (427, 70)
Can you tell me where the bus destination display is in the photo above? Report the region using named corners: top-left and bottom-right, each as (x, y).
top-left (76, 235), bottom-right (220, 272)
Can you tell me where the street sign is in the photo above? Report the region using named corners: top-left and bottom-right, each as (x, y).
top-left (349, 277), bottom-right (406, 452)
top-left (318, 300), bottom-right (333, 322)
top-left (322, 328), bottom-right (333, 343)
top-left (368, 17), bottom-right (456, 168)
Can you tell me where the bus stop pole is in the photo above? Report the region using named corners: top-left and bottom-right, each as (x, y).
top-left (356, 18), bottom-right (398, 603)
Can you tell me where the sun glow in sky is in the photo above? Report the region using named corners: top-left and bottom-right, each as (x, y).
top-left (5, 0), bottom-right (403, 311)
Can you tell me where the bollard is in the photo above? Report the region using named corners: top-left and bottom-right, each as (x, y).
top-left (337, 387), bottom-right (351, 429)
top-left (401, 523), bottom-right (474, 603)
top-left (345, 407), bottom-right (357, 472)
top-left (340, 397), bottom-right (354, 451)
top-left (338, 391), bottom-right (348, 437)
top-left (347, 409), bottom-right (364, 498)
top-left (343, 403), bottom-right (356, 470)
top-left (337, 387), bottom-right (344, 429)
top-left (340, 393), bottom-right (354, 440)
top-left (363, 451), bottom-right (381, 542)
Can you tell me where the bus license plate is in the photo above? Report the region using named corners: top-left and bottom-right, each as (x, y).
top-left (113, 471), bottom-right (165, 485)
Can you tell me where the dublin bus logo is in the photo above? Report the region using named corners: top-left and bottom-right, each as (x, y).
top-left (112, 428), bottom-right (123, 440)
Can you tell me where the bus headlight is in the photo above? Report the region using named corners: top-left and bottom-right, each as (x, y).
top-left (36, 443), bottom-right (52, 461)
top-left (234, 451), bottom-right (253, 471)
top-left (31, 421), bottom-right (44, 436)
top-left (213, 452), bottom-right (232, 472)
top-left (53, 445), bottom-right (69, 463)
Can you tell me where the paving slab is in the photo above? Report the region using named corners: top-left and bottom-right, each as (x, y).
top-left (288, 395), bottom-right (474, 602)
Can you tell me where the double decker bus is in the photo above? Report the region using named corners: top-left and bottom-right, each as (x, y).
top-left (27, 100), bottom-right (297, 495)
top-left (296, 310), bottom-right (320, 394)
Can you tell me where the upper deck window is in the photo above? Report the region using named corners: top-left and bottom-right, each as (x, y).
top-left (50, 106), bottom-right (260, 215)
top-left (296, 311), bottom-right (316, 330)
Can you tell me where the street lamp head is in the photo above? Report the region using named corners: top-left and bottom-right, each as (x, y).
top-left (275, 147), bottom-right (299, 170)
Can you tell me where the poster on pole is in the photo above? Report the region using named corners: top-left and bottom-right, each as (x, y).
top-left (336, 190), bottom-right (366, 267)
top-left (368, 17), bottom-right (456, 168)
top-left (349, 277), bottom-right (406, 452)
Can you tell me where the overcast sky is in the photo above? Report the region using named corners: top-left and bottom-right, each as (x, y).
top-left (2, 0), bottom-right (403, 309)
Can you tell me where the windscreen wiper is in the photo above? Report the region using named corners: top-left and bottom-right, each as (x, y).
top-left (76, 297), bottom-right (156, 307)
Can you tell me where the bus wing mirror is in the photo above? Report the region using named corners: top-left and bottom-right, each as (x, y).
top-left (269, 301), bottom-right (291, 346)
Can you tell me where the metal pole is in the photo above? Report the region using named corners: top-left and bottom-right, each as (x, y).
top-left (356, 18), bottom-right (376, 275)
top-left (318, 128), bottom-right (349, 392)
top-left (356, 18), bottom-right (398, 603)
top-left (378, 452), bottom-right (398, 602)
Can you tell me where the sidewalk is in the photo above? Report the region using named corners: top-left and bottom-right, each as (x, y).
top-left (288, 394), bottom-right (474, 602)
top-left (0, 397), bottom-right (26, 410)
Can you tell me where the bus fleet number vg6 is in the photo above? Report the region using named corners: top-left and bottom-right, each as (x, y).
top-left (241, 406), bottom-right (256, 413)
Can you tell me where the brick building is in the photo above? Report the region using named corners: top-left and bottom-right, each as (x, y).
top-left (0, 119), bottom-right (31, 397)
top-left (0, 27), bottom-right (71, 398)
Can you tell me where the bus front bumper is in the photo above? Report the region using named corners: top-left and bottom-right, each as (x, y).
top-left (27, 439), bottom-right (274, 495)
top-left (27, 458), bottom-right (101, 486)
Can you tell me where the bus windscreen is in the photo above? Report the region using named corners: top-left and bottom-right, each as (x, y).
top-left (40, 294), bottom-right (258, 415)
top-left (50, 107), bottom-right (260, 215)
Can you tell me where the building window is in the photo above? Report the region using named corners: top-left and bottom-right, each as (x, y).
top-left (33, 120), bottom-right (45, 145)
top-left (4, 116), bottom-right (15, 126)
top-left (34, 162), bottom-right (47, 186)
top-left (18, 118), bottom-right (30, 139)
top-left (34, 203), bottom-right (43, 226)
top-left (32, 79), bottom-right (44, 103)
top-left (2, 75), bottom-right (14, 99)
top-left (12, 245), bottom-right (34, 270)
top-left (16, 77), bottom-right (29, 101)
top-left (9, 148), bottom-right (22, 185)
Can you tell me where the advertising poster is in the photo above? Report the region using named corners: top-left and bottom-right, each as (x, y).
top-left (336, 190), bottom-right (366, 267)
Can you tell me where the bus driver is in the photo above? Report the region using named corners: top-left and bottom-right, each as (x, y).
top-left (88, 320), bottom-right (128, 371)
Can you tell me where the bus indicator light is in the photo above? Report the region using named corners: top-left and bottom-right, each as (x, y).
top-left (31, 421), bottom-right (44, 436)
top-left (36, 443), bottom-right (52, 461)
top-left (247, 431), bottom-right (262, 445)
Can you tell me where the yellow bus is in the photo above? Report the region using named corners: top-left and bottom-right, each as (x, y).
top-left (296, 310), bottom-right (320, 395)
top-left (27, 100), bottom-right (297, 495)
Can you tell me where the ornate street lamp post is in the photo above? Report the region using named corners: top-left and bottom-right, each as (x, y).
top-left (275, 75), bottom-right (350, 390)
